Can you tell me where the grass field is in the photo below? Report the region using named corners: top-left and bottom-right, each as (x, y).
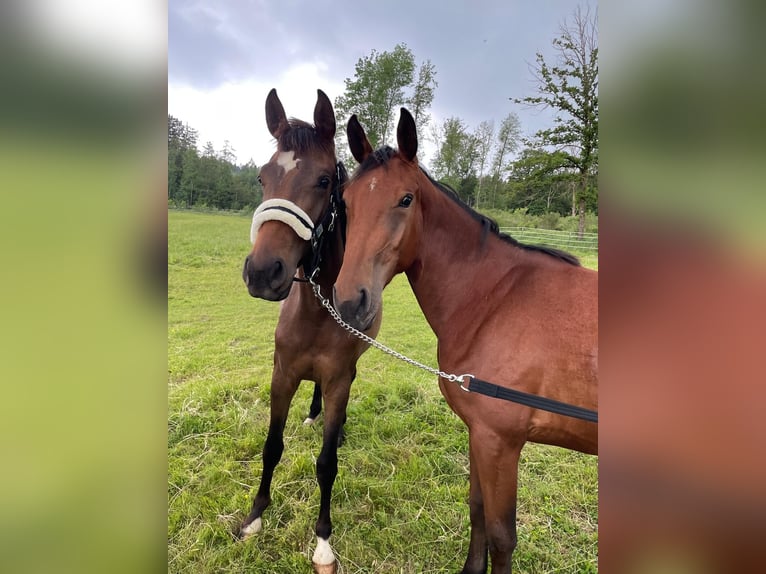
top-left (168, 210), bottom-right (598, 573)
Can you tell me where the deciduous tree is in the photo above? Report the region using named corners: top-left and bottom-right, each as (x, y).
top-left (513, 5), bottom-right (598, 235)
top-left (335, 44), bottom-right (437, 165)
top-left (507, 146), bottom-right (572, 215)
top-left (488, 112), bottom-right (522, 210)
top-left (473, 120), bottom-right (494, 209)
top-left (407, 60), bottom-right (438, 145)
top-left (432, 117), bottom-right (480, 204)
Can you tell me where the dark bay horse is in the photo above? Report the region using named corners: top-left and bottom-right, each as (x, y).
top-left (241, 89), bottom-right (381, 574)
top-left (332, 108), bottom-right (598, 573)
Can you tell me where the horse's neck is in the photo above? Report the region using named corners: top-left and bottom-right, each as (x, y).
top-left (405, 184), bottom-right (515, 340)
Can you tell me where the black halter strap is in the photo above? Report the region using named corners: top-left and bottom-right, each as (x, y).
top-left (300, 162), bottom-right (346, 280)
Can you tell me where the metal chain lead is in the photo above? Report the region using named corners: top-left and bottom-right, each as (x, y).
top-left (308, 275), bottom-right (470, 388)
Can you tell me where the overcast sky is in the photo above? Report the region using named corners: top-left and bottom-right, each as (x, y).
top-left (168, 0), bottom-right (586, 168)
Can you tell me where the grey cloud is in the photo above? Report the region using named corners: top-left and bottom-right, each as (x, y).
top-left (169, 0), bottom-right (577, 138)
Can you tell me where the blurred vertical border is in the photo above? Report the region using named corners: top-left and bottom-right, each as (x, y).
top-left (0, 1), bottom-right (167, 573)
top-left (600, 0), bottom-right (765, 572)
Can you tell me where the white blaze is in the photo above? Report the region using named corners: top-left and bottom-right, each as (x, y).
top-left (369, 176), bottom-right (377, 191)
top-left (276, 150), bottom-right (300, 173)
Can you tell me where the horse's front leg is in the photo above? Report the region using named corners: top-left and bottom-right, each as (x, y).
top-left (240, 367), bottom-right (300, 538)
top-left (460, 441), bottom-right (488, 574)
top-left (311, 376), bottom-right (352, 574)
top-left (470, 430), bottom-right (522, 573)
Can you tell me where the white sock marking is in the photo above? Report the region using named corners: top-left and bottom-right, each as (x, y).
top-left (240, 517), bottom-right (262, 538)
top-left (313, 537), bottom-right (335, 566)
top-left (303, 417), bottom-right (316, 426)
top-left (276, 150), bottom-right (300, 173)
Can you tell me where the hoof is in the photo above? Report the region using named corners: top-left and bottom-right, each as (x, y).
top-left (312, 560), bottom-right (337, 574)
top-left (239, 517), bottom-right (262, 539)
top-left (312, 537), bottom-right (336, 573)
top-left (303, 417), bottom-right (316, 426)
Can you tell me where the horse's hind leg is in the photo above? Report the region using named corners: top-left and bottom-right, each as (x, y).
top-left (305, 370), bottom-right (354, 447)
top-left (304, 382), bottom-right (322, 425)
top-left (311, 376), bottom-right (352, 574)
top-left (240, 368), bottom-right (300, 538)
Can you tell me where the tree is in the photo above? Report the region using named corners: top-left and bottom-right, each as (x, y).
top-left (432, 117), bottom-right (463, 180)
top-left (220, 139), bottom-right (237, 165)
top-left (168, 116), bottom-right (184, 201)
top-left (202, 140), bottom-right (216, 158)
top-left (513, 5), bottom-right (598, 236)
top-left (473, 120), bottom-right (494, 209)
top-left (334, 44), bottom-right (437, 165)
top-left (488, 113), bottom-right (522, 210)
top-left (432, 117), bottom-right (480, 205)
top-left (232, 160), bottom-right (262, 210)
top-left (506, 146), bottom-right (573, 215)
top-left (178, 147), bottom-right (199, 207)
top-left (167, 117), bottom-right (262, 211)
top-left (168, 115), bottom-right (198, 203)
top-left (407, 60), bottom-right (438, 145)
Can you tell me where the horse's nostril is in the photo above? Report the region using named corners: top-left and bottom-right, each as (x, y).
top-left (358, 287), bottom-right (369, 314)
top-left (270, 259), bottom-right (284, 282)
top-left (243, 256), bottom-right (252, 285)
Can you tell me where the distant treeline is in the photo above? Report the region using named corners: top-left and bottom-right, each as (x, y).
top-left (166, 112), bottom-right (597, 218)
top-left (167, 115), bottom-right (262, 211)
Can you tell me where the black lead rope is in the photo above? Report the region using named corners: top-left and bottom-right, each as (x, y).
top-left (464, 376), bottom-right (598, 423)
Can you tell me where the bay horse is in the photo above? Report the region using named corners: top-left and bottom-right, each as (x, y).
top-left (241, 89), bottom-right (380, 574)
top-left (332, 108), bottom-right (598, 573)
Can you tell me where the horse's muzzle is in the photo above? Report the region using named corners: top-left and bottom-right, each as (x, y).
top-left (243, 254), bottom-right (292, 301)
top-left (332, 285), bottom-right (375, 331)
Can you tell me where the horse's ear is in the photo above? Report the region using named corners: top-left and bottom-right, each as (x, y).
top-left (347, 114), bottom-right (373, 164)
top-left (314, 89), bottom-right (336, 141)
top-left (265, 88), bottom-right (288, 139)
top-left (397, 107), bottom-right (418, 163)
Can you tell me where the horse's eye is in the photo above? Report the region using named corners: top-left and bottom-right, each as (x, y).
top-left (257, 175), bottom-right (263, 185)
top-left (318, 176), bottom-right (331, 188)
top-left (398, 193), bottom-right (414, 208)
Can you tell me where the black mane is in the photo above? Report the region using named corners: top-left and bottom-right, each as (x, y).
top-left (352, 146), bottom-right (581, 267)
top-left (278, 118), bottom-right (335, 155)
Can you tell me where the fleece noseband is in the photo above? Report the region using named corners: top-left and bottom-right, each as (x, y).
top-left (250, 199), bottom-right (314, 244)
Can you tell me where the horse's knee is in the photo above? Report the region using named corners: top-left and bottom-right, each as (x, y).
top-left (262, 424), bottom-right (285, 463)
top-left (316, 449), bottom-right (338, 481)
top-left (486, 520), bottom-right (517, 557)
top-left (469, 492), bottom-right (484, 520)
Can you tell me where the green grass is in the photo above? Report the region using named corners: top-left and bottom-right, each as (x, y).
top-left (168, 210), bottom-right (598, 573)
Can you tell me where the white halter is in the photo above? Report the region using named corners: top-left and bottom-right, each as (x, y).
top-left (250, 199), bottom-right (314, 244)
